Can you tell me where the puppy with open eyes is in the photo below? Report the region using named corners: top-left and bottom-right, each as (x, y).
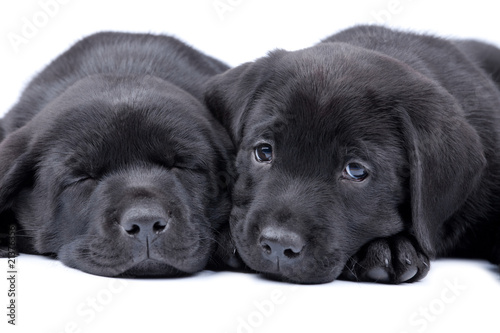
top-left (0, 32), bottom-right (237, 277)
top-left (205, 25), bottom-right (500, 284)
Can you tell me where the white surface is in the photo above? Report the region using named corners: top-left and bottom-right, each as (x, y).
top-left (1, 255), bottom-right (499, 333)
top-left (1, 1), bottom-right (500, 332)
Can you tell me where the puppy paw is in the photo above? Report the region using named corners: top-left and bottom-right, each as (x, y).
top-left (340, 234), bottom-right (430, 284)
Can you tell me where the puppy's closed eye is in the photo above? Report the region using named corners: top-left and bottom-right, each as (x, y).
top-left (61, 173), bottom-right (97, 190)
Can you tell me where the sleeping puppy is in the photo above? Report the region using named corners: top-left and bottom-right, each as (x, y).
top-left (205, 25), bottom-right (500, 284)
top-left (0, 32), bottom-right (236, 277)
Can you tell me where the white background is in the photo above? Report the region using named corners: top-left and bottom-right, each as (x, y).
top-left (1, 1), bottom-right (500, 332)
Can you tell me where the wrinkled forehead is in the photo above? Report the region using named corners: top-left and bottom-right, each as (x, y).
top-left (53, 100), bottom-right (210, 143)
top-left (246, 81), bottom-right (404, 152)
top-left (245, 43), bottom-right (420, 142)
top-left (44, 75), bottom-right (213, 139)
top-left (35, 84), bottom-right (218, 172)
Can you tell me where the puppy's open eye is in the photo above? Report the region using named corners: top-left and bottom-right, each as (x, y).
top-left (344, 163), bottom-right (368, 181)
top-left (254, 144), bottom-right (273, 163)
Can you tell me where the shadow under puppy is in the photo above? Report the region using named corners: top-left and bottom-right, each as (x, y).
top-left (205, 25), bottom-right (500, 284)
top-left (0, 32), bottom-right (236, 277)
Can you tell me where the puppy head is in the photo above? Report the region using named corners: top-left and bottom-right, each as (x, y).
top-left (205, 43), bottom-right (485, 283)
top-left (0, 75), bottom-right (234, 277)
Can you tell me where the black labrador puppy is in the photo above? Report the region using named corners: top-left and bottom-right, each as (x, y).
top-left (205, 26), bottom-right (500, 284)
top-left (0, 32), bottom-right (236, 277)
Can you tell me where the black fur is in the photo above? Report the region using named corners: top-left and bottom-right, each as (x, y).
top-left (204, 26), bottom-right (500, 284)
top-left (0, 32), bottom-right (237, 277)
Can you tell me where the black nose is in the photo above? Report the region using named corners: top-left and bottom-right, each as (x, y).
top-left (120, 205), bottom-right (169, 240)
top-left (259, 227), bottom-right (305, 262)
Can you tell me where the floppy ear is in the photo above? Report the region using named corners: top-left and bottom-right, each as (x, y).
top-left (0, 120), bottom-right (4, 141)
top-left (399, 89), bottom-right (486, 258)
top-left (0, 126), bottom-right (37, 213)
top-left (0, 126), bottom-right (37, 256)
top-left (204, 50), bottom-right (287, 144)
